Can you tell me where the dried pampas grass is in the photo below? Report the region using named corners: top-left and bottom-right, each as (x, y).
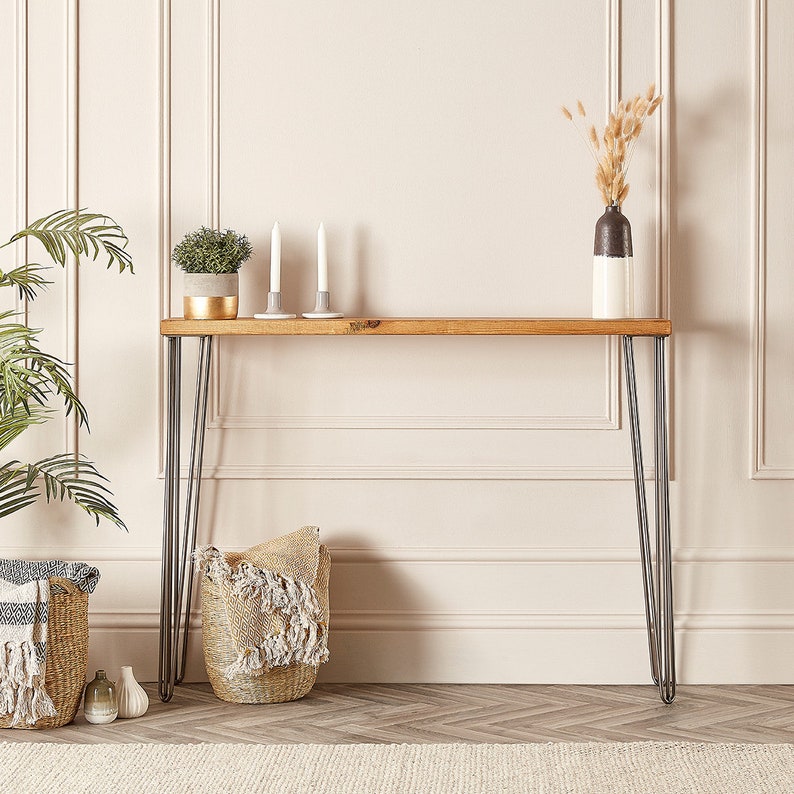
top-left (561, 84), bottom-right (663, 207)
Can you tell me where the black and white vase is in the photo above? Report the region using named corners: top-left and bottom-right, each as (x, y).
top-left (592, 204), bottom-right (634, 319)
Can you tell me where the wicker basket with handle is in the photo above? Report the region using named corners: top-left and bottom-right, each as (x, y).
top-left (0, 576), bottom-right (89, 730)
top-left (201, 543), bottom-right (330, 704)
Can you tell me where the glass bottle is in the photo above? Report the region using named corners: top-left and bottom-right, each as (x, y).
top-left (83, 669), bottom-right (118, 724)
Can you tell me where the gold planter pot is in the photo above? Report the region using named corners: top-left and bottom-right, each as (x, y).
top-left (183, 273), bottom-right (239, 320)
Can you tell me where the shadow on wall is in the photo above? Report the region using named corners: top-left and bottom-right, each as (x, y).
top-left (319, 530), bottom-right (432, 683)
top-left (669, 82), bottom-right (754, 678)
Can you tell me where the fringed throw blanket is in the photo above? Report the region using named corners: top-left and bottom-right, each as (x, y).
top-left (0, 559), bottom-right (99, 726)
top-left (195, 526), bottom-right (329, 679)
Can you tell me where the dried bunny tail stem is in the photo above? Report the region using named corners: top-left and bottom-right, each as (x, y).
top-left (596, 165), bottom-right (610, 191)
top-left (646, 83), bottom-right (656, 101)
top-left (589, 125), bottom-right (600, 150)
top-left (648, 95), bottom-right (663, 115)
top-left (561, 105), bottom-right (573, 120)
top-left (576, 100), bottom-right (586, 116)
top-left (618, 183), bottom-right (630, 204)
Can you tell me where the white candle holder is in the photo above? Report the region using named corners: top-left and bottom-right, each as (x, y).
top-left (302, 290), bottom-right (343, 319)
top-left (254, 291), bottom-right (297, 320)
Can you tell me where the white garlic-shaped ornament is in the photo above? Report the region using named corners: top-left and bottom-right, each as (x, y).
top-left (116, 665), bottom-right (149, 719)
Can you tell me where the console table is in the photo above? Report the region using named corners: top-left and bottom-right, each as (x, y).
top-left (158, 317), bottom-right (675, 704)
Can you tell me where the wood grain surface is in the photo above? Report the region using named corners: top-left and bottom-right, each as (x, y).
top-left (160, 317), bottom-right (672, 337)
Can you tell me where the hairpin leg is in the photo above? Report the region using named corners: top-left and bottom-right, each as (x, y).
top-left (622, 334), bottom-right (676, 703)
top-left (176, 336), bottom-right (213, 683)
top-left (159, 335), bottom-right (181, 702)
top-left (159, 335), bottom-right (213, 701)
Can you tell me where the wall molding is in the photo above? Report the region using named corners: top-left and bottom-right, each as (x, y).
top-left (751, 0), bottom-right (766, 478)
top-left (203, 0), bottom-right (621, 444)
top-left (64, 0), bottom-right (79, 456)
top-left (208, 411), bottom-right (619, 433)
top-left (88, 608), bottom-right (794, 633)
top-left (656, 0), bottom-right (672, 321)
top-left (4, 544), bottom-right (793, 565)
top-left (749, 0), bottom-right (792, 479)
top-left (157, 0), bottom-right (172, 478)
top-left (177, 463), bottom-right (654, 481)
top-left (14, 0), bottom-right (28, 323)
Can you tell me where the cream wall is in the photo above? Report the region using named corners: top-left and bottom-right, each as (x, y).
top-left (0, 0), bottom-right (791, 684)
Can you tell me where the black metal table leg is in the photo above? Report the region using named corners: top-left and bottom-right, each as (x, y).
top-left (159, 335), bottom-right (213, 701)
top-left (622, 334), bottom-right (676, 703)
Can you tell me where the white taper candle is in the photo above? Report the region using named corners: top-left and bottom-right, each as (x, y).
top-left (317, 222), bottom-right (328, 292)
top-left (270, 221), bottom-right (281, 292)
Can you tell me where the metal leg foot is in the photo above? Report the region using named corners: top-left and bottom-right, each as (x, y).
top-left (623, 334), bottom-right (676, 703)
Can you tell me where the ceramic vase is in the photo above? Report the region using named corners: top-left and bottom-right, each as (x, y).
top-left (592, 204), bottom-right (634, 319)
top-left (116, 665), bottom-right (149, 719)
top-left (83, 669), bottom-right (118, 724)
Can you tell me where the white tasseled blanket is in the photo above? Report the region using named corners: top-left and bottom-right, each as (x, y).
top-left (194, 526), bottom-right (329, 679)
top-left (0, 559), bottom-right (99, 726)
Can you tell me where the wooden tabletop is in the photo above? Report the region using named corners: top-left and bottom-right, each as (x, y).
top-left (160, 317), bottom-right (671, 337)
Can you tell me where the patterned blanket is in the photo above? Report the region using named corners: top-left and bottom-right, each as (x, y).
top-left (0, 559), bottom-right (99, 726)
top-left (195, 526), bottom-right (329, 679)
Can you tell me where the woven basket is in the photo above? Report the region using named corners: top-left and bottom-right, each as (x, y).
top-left (201, 544), bottom-right (330, 704)
top-left (0, 576), bottom-right (89, 730)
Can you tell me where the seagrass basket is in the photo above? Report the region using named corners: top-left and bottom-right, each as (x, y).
top-left (201, 544), bottom-right (330, 704)
top-left (0, 576), bottom-right (89, 730)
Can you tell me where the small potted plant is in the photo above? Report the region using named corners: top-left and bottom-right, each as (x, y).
top-left (171, 226), bottom-right (252, 320)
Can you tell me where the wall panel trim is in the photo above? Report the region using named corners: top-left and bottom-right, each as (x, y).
top-left (64, 0), bottom-right (80, 456)
top-left (749, 0), bottom-right (791, 479)
top-left (88, 608), bottom-right (794, 633)
top-left (4, 544), bottom-right (793, 565)
top-left (14, 0), bottom-right (28, 323)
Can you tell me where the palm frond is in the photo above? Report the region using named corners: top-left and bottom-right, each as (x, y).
top-left (0, 312), bottom-right (89, 427)
top-left (0, 263), bottom-right (52, 302)
top-left (0, 455), bottom-right (127, 530)
top-left (0, 403), bottom-right (49, 453)
top-left (4, 209), bottom-right (134, 274)
top-left (0, 467), bottom-right (39, 518)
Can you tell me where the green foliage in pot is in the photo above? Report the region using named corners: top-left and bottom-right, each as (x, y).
top-left (0, 209), bottom-right (133, 530)
top-left (171, 226), bottom-right (252, 274)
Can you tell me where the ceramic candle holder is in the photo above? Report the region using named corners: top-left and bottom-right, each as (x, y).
top-left (302, 291), bottom-right (343, 319)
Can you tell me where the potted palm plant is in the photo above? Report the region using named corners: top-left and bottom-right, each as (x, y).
top-left (0, 209), bottom-right (133, 529)
top-left (171, 226), bottom-right (252, 320)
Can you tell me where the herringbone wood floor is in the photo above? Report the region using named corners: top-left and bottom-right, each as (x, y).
top-left (2, 684), bottom-right (793, 744)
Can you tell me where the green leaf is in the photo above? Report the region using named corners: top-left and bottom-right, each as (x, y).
top-left (0, 263), bottom-right (53, 302)
top-left (0, 403), bottom-right (49, 453)
top-left (6, 208), bottom-right (134, 275)
top-left (0, 312), bottom-right (90, 428)
top-left (0, 454), bottom-right (127, 530)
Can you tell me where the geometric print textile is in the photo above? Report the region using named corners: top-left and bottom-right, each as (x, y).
top-left (0, 559), bottom-right (99, 726)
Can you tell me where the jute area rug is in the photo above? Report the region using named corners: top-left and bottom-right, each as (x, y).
top-left (0, 741), bottom-right (791, 793)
